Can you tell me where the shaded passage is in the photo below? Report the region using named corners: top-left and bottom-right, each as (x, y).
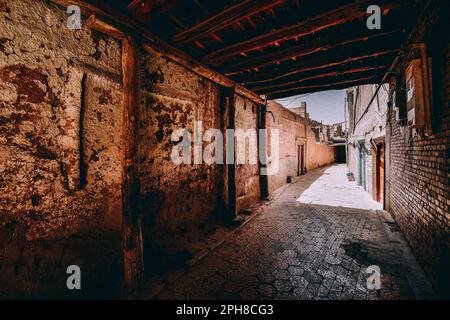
top-left (156, 165), bottom-right (434, 300)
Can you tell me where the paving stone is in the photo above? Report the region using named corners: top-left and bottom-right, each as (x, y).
top-left (240, 287), bottom-right (258, 300)
top-left (288, 266), bottom-right (305, 276)
top-left (257, 284), bottom-right (276, 298)
top-left (272, 269), bottom-right (291, 280)
top-left (303, 271), bottom-right (323, 284)
top-left (154, 167), bottom-right (434, 300)
top-left (274, 279), bottom-right (293, 292)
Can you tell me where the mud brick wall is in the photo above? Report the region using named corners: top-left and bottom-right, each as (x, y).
top-left (235, 95), bottom-right (260, 212)
top-left (267, 101), bottom-right (306, 193)
top-left (0, 0), bottom-right (124, 298)
top-left (267, 101), bottom-right (335, 192)
top-left (389, 40), bottom-right (450, 297)
top-left (138, 53), bottom-right (226, 272)
top-left (305, 132), bottom-right (335, 172)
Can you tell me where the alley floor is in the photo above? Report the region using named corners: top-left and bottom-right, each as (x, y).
top-left (154, 165), bottom-right (435, 300)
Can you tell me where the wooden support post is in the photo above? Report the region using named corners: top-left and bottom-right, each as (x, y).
top-left (258, 101), bottom-right (269, 200)
top-left (85, 13), bottom-right (144, 293)
top-left (121, 35), bottom-right (144, 290)
top-left (227, 87), bottom-right (237, 218)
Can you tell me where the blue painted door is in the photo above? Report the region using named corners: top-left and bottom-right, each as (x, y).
top-left (358, 143), bottom-right (366, 189)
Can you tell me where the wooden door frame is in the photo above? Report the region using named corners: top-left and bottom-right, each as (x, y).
top-left (375, 141), bottom-right (385, 203)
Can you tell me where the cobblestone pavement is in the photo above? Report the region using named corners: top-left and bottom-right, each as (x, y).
top-left (156, 165), bottom-right (435, 300)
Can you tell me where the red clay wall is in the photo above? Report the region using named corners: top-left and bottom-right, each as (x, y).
top-left (267, 101), bottom-right (335, 193)
top-left (235, 95), bottom-right (260, 212)
top-left (305, 128), bottom-right (335, 172)
top-left (137, 54), bottom-right (227, 271)
top-left (0, 0), bottom-right (123, 298)
top-left (267, 101), bottom-right (307, 193)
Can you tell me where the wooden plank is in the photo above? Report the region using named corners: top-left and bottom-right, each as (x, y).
top-left (222, 30), bottom-right (400, 73)
top-left (266, 74), bottom-right (384, 99)
top-left (172, 0), bottom-right (288, 46)
top-left (122, 35), bottom-right (145, 289)
top-left (203, 0), bottom-right (401, 64)
top-left (227, 87), bottom-right (237, 218)
top-left (86, 15), bottom-right (125, 40)
top-left (251, 65), bottom-right (388, 92)
top-left (140, 44), bottom-right (263, 105)
top-left (128, 0), bottom-right (180, 22)
top-left (233, 49), bottom-right (399, 84)
top-left (51, 0), bottom-right (264, 105)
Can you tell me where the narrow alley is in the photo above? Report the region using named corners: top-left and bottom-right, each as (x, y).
top-left (1, 0), bottom-right (448, 302)
top-left (155, 165), bottom-right (434, 300)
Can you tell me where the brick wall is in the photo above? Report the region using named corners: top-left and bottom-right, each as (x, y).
top-left (388, 40), bottom-right (450, 297)
top-left (0, 0), bottom-right (123, 298)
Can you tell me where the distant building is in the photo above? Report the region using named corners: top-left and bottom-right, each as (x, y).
top-left (289, 101), bottom-right (309, 119)
top-left (346, 84), bottom-right (388, 203)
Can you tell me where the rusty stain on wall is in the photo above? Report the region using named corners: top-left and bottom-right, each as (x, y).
top-left (0, 0), bottom-right (123, 298)
top-left (235, 95), bottom-right (260, 212)
top-left (138, 54), bottom-right (226, 274)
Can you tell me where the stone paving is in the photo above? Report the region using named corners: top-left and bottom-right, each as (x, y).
top-left (155, 165), bottom-right (435, 300)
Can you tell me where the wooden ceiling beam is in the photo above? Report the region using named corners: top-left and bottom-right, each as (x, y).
top-left (234, 48), bottom-right (399, 84)
top-left (51, 0), bottom-right (264, 105)
top-left (172, 0), bottom-right (288, 46)
top-left (222, 30), bottom-right (401, 73)
top-left (251, 65), bottom-right (388, 92)
top-left (128, 0), bottom-right (180, 23)
top-left (203, 0), bottom-right (401, 64)
top-left (267, 75), bottom-right (384, 99)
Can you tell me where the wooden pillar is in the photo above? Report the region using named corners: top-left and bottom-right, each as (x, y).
top-left (122, 35), bottom-right (144, 289)
top-left (226, 87), bottom-right (237, 218)
top-left (258, 101), bottom-right (269, 199)
top-left (86, 14), bottom-right (144, 293)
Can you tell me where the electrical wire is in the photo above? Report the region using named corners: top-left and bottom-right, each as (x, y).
top-left (278, 92), bottom-right (314, 107)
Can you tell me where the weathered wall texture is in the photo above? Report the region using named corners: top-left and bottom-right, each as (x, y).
top-left (0, 0), bottom-right (124, 298)
top-left (267, 101), bottom-right (335, 193)
top-left (138, 53), bottom-right (226, 272)
top-left (388, 39), bottom-right (450, 297)
top-left (305, 130), bottom-right (335, 172)
top-left (346, 84), bottom-right (389, 196)
top-left (235, 95), bottom-right (260, 212)
top-left (267, 101), bottom-right (306, 193)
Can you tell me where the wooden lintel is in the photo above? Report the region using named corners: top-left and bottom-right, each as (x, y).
top-left (141, 44), bottom-right (264, 105)
top-left (172, 0), bottom-right (288, 46)
top-left (202, 0), bottom-right (401, 64)
top-left (87, 15), bottom-right (125, 40)
top-left (52, 0), bottom-right (264, 105)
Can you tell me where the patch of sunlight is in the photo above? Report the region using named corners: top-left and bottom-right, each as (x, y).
top-left (297, 164), bottom-right (383, 210)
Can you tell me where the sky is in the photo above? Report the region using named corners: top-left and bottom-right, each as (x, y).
top-left (274, 89), bottom-right (347, 125)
